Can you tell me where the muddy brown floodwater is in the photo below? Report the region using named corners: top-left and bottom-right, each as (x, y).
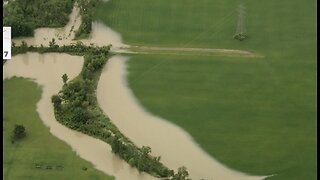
top-left (97, 55), bottom-right (268, 180)
top-left (3, 53), bottom-right (155, 180)
top-left (4, 1), bottom-right (269, 179)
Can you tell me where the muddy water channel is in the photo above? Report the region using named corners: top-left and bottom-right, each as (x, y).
top-left (4, 2), bottom-right (268, 180)
top-left (13, 4), bottom-right (128, 51)
top-left (3, 53), bottom-right (155, 180)
top-left (97, 56), bottom-right (266, 180)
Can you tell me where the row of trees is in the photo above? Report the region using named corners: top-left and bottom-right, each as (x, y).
top-left (74, 0), bottom-right (101, 39)
top-left (4, 0), bottom-right (102, 40)
top-left (52, 49), bottom-right (189, 179)
top-left (52, 52), bottom-right (175, 177)
top-left (12, 39), bottom-right (111, 56)
top-left (12, 42), bottom-right (190, 179)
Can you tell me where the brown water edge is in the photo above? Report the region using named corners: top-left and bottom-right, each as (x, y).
top-left (3, 53), bottom-right (155, 180)
top-left (12, 4), bottom-right (129, 53)
top-left (97, 55), bottom-right (269, 180)
top-left (6, 1), bottom-right (270, 179)
top-left (13, 4), bottom-right (81, 46)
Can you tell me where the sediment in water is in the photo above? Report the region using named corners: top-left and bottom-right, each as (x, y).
top-left (3, 53), bottom-right (155, 180)
top-left (97, 55), bottom-right (267, 180)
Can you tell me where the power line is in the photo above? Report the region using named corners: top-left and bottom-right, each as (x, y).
top-left (130, 9), bottom-right (239, 84)
top-left (131, 1), bottom-right (254, 84)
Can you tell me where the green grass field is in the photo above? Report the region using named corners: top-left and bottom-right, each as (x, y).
top-left (125, 54), bottom-right (316, 180)
top-left (94, 0), bottom-right (315, 56)
top-left (3, 77), bottom-right (114, 180)
top-left (94, 0), bottom-right (316, 179)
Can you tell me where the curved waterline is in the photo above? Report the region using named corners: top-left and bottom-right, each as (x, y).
top-left (97, 55), bottom-right (268, 180)
top-left (3, 53), bottom-right (155, 180)
top-left (6, 2), bottom-right (269, 179)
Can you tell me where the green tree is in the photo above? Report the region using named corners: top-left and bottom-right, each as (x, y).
top-left (171, 166), bottom-right (190, 180)
top-left (128, 158), bottom-right (136, 167)
top-left (49, 38), bottom-right (59, 49)
top-left (49, 38), bottom-right (56, 47)
top-left (51, 95), bottom-right (62, 109)
top-left (71, 107), bottom-right (90, 124)
top-left (62, 73), bottom-right (68, 84)
top-left (141, 146), bottom-right (151, 155)
top-left (20, 41), bottom-right (29, 52)
top-left (111, 136), bottom-right (121, 153)
top-left (11, 124), bottom-right (26, 143)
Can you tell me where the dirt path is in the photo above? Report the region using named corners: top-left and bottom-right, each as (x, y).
top-left (118, 46), bottom-right (263, 58)
top-left (11, 4), bottom-right (261, 58)
top-left (6, 2), bottom-right (267, 179)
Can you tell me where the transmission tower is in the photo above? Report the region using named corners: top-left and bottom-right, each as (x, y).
top-left (234, 4), bottom-right (248, 41)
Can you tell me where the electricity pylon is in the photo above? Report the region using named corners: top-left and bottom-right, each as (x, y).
top-left (234, 4), bottom-right (248, 41)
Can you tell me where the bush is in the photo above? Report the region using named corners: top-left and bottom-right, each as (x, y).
top-left (11, 124), bottom-right (26, 143)
top-left (51, 95), bottom-right (62, 109)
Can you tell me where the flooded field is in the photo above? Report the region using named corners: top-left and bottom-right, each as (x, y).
top-left (97, 55), bottom-right (266, 180)
top-left (3, 53), bottom-right (155, 180)
top-left (4, 2), bottom-right (269, 179)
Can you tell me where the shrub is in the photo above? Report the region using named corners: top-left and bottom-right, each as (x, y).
top-left (11, 124), bottom-right (26, 143)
